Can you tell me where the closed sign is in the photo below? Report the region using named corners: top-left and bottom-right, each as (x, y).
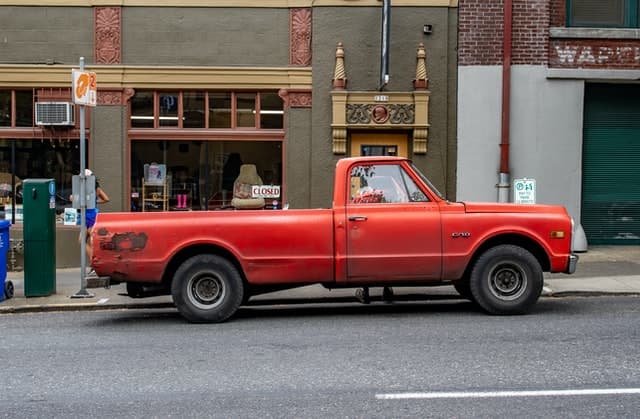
top-left (251, 185), bottom-right (281, 199)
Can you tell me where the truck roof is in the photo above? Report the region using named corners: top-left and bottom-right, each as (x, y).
top-left (335, 156), bottom-right (409, 169)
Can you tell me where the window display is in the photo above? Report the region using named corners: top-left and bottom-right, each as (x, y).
top-left (0, 139), bottom-right (83, 220)
top-left (130, 140), bottom-right (282, 211)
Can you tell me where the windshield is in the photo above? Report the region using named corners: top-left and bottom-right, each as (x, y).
top-left (409, 162), bottom-right (446, 200)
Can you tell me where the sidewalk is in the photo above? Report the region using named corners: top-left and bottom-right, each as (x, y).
top-left (1, 246), bottom-right (639, 314)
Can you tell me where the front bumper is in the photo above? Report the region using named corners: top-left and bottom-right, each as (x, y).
top-left (566, 254), bottom-right (579, 274)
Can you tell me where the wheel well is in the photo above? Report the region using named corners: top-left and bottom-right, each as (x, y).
top-left (460, 234), bottom-right (550, 282)
top-left (160, 245), bottom-right (246, 290)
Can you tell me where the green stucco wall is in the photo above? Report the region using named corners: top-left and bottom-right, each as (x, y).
top-left (122, 8), bottom-right (290, 66)
top-left (0, 7), bottom-right (93, 65)
top-left (310, 6), bottom-right (458, 207)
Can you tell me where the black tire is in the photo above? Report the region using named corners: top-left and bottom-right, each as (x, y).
top-left (126, 282), bottom-right (145, 298)
top-left (4, 280), bottom-right (14, 299)
top-left (171, 254), bottom-right (244, 323)
top-left (469, 245), bottom-right (543, 315)
top-left (453, 279), bottom-right (474, 301)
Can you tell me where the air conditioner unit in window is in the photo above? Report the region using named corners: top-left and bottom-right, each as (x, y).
top-left (35, 102), bottom-right (75, 126)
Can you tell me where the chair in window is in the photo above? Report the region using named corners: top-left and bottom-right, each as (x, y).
top-left (231, 164), bottom-right (265, 209)
top-left (0, 172), bottom-right (21, 207)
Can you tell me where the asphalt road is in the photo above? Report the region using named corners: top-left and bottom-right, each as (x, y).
top-left (2, 296), bottom-right (639, 418)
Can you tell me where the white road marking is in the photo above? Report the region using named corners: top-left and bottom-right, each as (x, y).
top-left (376, 388), bottom-right (640, 400)
top-left (97, 298), bottom-right (110, 305)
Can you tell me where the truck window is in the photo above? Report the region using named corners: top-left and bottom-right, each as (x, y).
top-left (349, 164), bottom-right (429, 204)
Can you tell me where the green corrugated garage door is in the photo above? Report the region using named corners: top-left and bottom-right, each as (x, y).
top-left (582, 83), bottom-right (640, 245)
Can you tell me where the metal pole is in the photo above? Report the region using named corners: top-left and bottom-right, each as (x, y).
top-left (498, 0), bottom-right (513, 203)
top-left (72, 56), bottom-right (94, 298)
top-left (379, 0), bottom-right (390, 90)
top-left (11, 140), bottom-right (15, 224)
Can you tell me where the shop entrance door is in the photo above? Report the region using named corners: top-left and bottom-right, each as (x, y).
top-left (350, 132), bottom-right (408, 157)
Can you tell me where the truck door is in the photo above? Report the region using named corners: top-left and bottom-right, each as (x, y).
top-left (345, 162), bottom-right (442, 282)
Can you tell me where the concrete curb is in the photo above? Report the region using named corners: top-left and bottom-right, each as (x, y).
top-left (3, 289), bottom-right (639, 316)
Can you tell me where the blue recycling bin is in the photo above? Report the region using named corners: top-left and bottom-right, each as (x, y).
top-left (0, 219), bottom-right (10, 302)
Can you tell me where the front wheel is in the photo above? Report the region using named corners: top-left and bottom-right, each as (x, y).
top-left (171, 254), bottom-right (244, 323)
top-left (469, 245), bottom-right (543, 315)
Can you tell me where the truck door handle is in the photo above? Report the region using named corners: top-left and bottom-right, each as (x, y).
top-left (349, 215), bottom-right (368, 221)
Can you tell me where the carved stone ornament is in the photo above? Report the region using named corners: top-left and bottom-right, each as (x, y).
top-left (278, 89), bottom-right (312, 108)
top-left (98, 90), bottom-right (123, 106)
top-left (332, 91), bottom-right (429, 155)
top-left (332, 42), bottom-right (347, 89)
top-left (413, 43), bottom-right (428, 90)
top-left (389, 104), bottom-right (415, 124)
top-left (290, 8), bottom-right (312, 66)
top-left (346, 103), bottom-right (415, 125)
top-left (346, 104), bottom-right (371, 124)
top-left (371, 105), bottom-right (389, 124)
top-left (95, 7), bottom-right (122, 64)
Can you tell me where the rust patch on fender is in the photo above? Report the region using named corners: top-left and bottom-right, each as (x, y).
top-left (101, 232), bottom-right (148, 251)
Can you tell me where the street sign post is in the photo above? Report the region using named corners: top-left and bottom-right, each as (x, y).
top-left (72, 69), bottom-right (97, 107)
top-left (71, 57), bottom-right (96, 298)
top-left (513, 178), bottom-right (536, 204)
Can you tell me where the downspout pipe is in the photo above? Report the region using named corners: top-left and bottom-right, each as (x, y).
top-left (498, 0), bottom-right (512, 203)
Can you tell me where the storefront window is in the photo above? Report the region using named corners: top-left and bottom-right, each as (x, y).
top-left (130, 140), bottom-right (282, 211)
top-left (0, 90), bottom-right (34, 127)
top-left (132, 91), bottom-right (283, 130)
top-left (209, 93), bottom-right (231, 128)
top-left (0, 91), bottom-right (10, 127)
top-left (183, 92), bottom-right (205, 128)
top-left (15, 90), bottom-right (33, 127)
top-left (131, 91), bottom-right (154, 128)
top-left (0, 139), bottom-right (83, 221)
top-left (260, 92), bottom-right (284, 129)
top-left (159, 92), bottom-right (179, 127)
top-left (236, 93), bottom-right (256, 128)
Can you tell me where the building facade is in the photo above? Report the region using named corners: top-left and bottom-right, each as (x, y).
top-left (457, 0), bottom-right (640, 245)
top-left (0, 1), bottom-right (458, 266)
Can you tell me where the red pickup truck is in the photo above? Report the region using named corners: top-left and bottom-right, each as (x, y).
top-left (92, 156), bottom-right (578, 323)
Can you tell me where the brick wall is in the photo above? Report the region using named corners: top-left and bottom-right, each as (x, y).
top-left (459, 0), bottom-right (550, 66)
top-left (549, 0), bottom-right (565, 27)
top-left (512, 0), bottom-right (549, 64)
top-left (458, 0), bottom-right (504, 65)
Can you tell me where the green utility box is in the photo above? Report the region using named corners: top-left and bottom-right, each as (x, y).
top-left (23, 179), bottom-right (56, 297)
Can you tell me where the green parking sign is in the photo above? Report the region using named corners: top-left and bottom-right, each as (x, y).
top-left (513, 178), bottom-right (536, 204)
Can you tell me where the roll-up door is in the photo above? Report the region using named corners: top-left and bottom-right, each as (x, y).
top-left (582, 83), bottom-right (640, 245)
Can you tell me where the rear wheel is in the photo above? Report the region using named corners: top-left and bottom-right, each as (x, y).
top-left (469, 245), bottom-right (543, 315)
top-left (126, 282), bottom-right (145, 298)
top-left (171, 254), bottom-right (244, 323)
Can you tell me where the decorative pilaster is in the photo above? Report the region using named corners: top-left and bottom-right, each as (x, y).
top-left (290, 8), bottom-right (312, 66)
top-left (332, 127), bottom-right (347, 154)
top-left (413, 128), bottom-right (428, 154)
top-left (332, 42), bottom-right (347, 89)
top-left (413, 43), bottom-right (428, 90)
top-left (94, 7), bottom-right (122, 64)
